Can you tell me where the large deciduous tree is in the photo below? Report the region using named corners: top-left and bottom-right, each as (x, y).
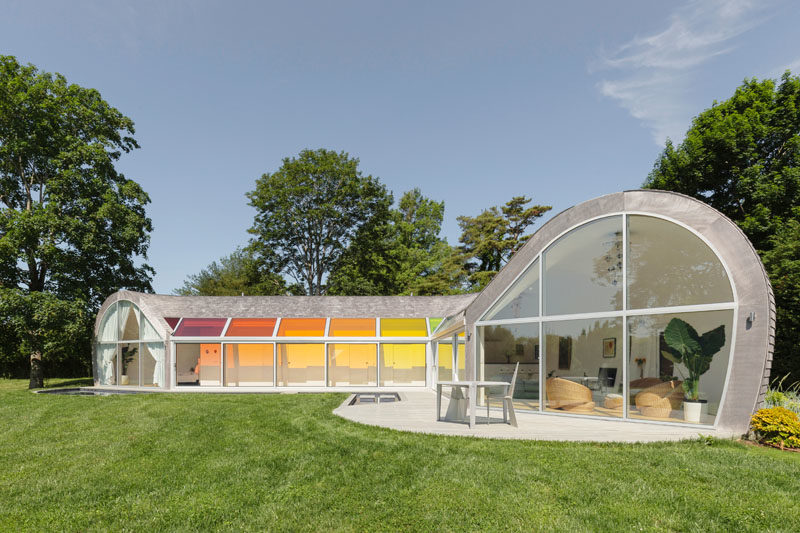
top-left (247, 149), bottom-right (391, 295)
top-left (644, 71), bottom-right (800, 380)
top-left (0, 56), bottom-right (153, 386)
top-left (457, 196), bottom-right (551, 290)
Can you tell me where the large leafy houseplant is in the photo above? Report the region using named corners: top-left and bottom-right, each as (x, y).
top-left (661, 318), bottom-right (725, 401)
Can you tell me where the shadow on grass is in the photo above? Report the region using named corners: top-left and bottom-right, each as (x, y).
top-left (43, 377), bottom-right (94, 389)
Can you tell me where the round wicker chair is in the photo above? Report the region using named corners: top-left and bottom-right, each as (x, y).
top-left (634, 380), bottom-right (683, 418)
top-left (545, 377), bottom-right (595, 413)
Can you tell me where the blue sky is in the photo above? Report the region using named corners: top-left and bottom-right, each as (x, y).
top-left (3, 0), bottom-right (799, 293)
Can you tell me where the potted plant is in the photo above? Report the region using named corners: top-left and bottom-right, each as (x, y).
top-left (119, 345), bottom-right (137, 385)
top-left (661, 318), bottom-right (725, 423)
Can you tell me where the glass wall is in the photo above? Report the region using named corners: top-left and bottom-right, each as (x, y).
top-left (480, 323), bottom-right (540, 409)
top-left (627, 215), bottom-right (732, 309)
top-left (543, 216), bottom-right (623, 315)
top-left (277, 344), bottom-right (325, 386)
top-left (477, 214), bottom-right (736, 425)
top-left (224, 343), bottom-right (274, 386)
top-left (436, 342), bottom-right (454, 382)
top-left (94, 300), bottom-right (165, 387)
top-left (484, 259), bottom-right (539, 320)
top-left (380, 344), bottom-right (425, 386)
top-left (543, 318), bottom-right (622, 418)
top-left (436, 338), bottom-right (465, 383)
top-left (628, 310), bottom-right (733, 423)
top-left (176, 343), bottom-right (221, 386)
top-left (328, 344), bottom-right (377, 386)
top-left (119, 343), bottom-right (140, 386)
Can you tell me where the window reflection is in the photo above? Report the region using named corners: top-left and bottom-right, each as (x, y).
top-left (543, 318), bottom-right (622, 418)
top-left (543, 216), bottom-right (623, 315)
top-left (627, 216), bottom-right (733, 309)
top-left (480, 324), bottom-right (540, 409)
top-left (628, 310), bottom-right (732, 424)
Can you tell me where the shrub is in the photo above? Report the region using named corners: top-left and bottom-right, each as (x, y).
top-left (765, 375), bottom-right (800, 414)
top-left (750, 407), bottom-right (800, 449)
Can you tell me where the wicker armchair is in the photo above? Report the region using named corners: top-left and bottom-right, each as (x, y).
top-left (545, 377), bottom-right (595, 413)
top-left (634, 380), bottom-right (683, 418)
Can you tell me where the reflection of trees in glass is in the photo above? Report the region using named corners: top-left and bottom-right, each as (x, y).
top-left (627, 220), bottom-right (730, 308)
top-left (483, 325), bottom-right (538, 364)
top-left (591, 230), bottom-right (623, 309)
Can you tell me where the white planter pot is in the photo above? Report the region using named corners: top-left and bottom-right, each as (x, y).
top-left (683, 400), bottom-right (703, 423)
top-left (120, 374), bottom-right (130, 385)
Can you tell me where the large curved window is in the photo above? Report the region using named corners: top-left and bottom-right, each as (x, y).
top-left (543, 216), bottom-right (623, 315)
top-left (94, 301), bottom-right (165, 387)
top-left (627, 215), bottom-right (732, 309)
top-left (477, 214), bottom-right (736, 426)
top-left (483, 259), bottom-right (539, 320)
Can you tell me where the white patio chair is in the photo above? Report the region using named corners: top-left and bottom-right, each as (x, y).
top-left (486, 362), bottom-right (519, 427)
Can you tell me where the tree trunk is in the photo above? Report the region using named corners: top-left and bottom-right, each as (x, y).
top-left (29, 351), bottom-right (44, 389)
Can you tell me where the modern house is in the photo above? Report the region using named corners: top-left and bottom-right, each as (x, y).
top-left (93, 190), bottom-right (774, 435)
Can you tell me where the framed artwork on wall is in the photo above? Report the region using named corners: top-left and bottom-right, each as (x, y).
top-left (602, 337), bottom-right (616, 358)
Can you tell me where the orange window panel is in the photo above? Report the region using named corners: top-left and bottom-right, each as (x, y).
top-left (329, 318), bottom-right (376, 337)
top-left (380, 318), bottom-right (428, 337)
top-left (277, 318), bottom-right (326, 337)
top-left (225, 318), bottom-right (277, 337)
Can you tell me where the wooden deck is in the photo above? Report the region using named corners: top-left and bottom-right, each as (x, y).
top-left (333, 389), bottom-right (739, 442)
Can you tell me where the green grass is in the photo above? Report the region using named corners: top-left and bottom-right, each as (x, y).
top-left (1, 379), bottom-right (799, 532)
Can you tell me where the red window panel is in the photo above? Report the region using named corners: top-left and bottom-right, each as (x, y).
top-left (164, 317), bottom-right (181, 330)
top-left (173, 318), bottom-right (227, 337)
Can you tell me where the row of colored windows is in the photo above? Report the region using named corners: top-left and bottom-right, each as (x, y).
top-left (170, 317), bottom-right (440, 338)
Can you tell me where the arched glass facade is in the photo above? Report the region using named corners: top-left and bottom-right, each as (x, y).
top-left (476, 214), bottom-right (736, 425)
top-left (94, 301), bottom-right (165, 387)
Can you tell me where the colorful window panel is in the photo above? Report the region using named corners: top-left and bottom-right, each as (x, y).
top-left (225, 318), bottom-right (277, 337)
top-left (276, 318), bottom-right (326, 337)
top-left (328, 318), bottom-right (376, 337)
top-left (380, 318), bottom-right (428, 337)
top-left (173, 318), bottom-right (228, 337)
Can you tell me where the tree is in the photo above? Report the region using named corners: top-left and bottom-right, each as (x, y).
top-left (457, 196), bottom-right (551, 290)
top-left (0, 56), bottom-right (153, 386)
top-left (328, 188), bottom-right (465, 295)
top-left (0, 290), bottom-right (87, 387)
top-left (247, 149), bottom-right (392, 295)
top-left (644, 71), bottom-right (800, 380)
top-left (175, 247), bottom-right (296, 296)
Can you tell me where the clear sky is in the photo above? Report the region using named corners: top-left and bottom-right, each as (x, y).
top-left (3, 0), bottom-right (799, 294)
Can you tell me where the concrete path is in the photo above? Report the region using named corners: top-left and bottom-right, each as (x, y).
top-left (333, 389), bottom-right (739, 443)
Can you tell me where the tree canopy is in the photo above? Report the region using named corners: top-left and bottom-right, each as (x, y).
top-left (0, 55), bottom-right (153, 385)
top-left (645, 71), bottom-right (800, 380)
top-left (457, 196), bottom-right (551, 290)
top-left (175, 247), bottom-right (296, 296)
top-left (247, 149), bottom-right (391, 295)
top-left (328, 188), bottom-right (465, 295)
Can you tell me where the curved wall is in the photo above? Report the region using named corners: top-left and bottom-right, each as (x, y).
top-left (465, 190), bottom-right (774, 435)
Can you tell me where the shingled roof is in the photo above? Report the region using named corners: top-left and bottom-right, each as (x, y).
top-left (112, 291), bottom-right (477, 320)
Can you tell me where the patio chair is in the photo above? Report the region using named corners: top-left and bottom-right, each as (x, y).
top-left (634, 380), bottom-right (683, 418)
top-left (545, 377), bottom-right (595, 413)
top-left (486, 362), bottom-right (519, 427)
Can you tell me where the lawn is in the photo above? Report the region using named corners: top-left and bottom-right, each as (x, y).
top-left (1, 379), bottom-right (799, 532)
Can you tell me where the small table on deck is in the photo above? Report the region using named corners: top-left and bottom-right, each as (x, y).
top-left (437, 380), bottom-right (512, 428)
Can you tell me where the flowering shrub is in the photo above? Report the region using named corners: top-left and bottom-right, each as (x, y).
top-left (750, 407), bottom-right (800, 449)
